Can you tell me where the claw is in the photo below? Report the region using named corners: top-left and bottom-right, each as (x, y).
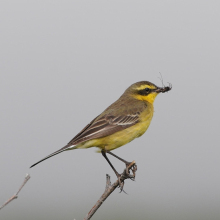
top-left (119, 180), bottom-right (124, 192)
top-left (116, 174), bottom-right (125, 192)
top-left (131, 164), bottom-right (137, 177)
top-left (116, 162), bottom-right (138, 193)
top-left (125, 162), bottom-right (137, 180)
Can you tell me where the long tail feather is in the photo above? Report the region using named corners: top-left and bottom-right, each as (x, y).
top-left (30, 144), bottom-right (75, 168)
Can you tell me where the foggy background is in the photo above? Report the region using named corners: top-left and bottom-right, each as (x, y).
top-left (1, 1), bottom-right (220, 220)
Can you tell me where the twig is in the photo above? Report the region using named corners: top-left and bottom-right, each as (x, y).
top-left (0, 173), bottom-right (31, 210)
top-left (83, 161), bottom-right (137, 220)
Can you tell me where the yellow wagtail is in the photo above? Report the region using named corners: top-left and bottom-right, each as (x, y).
top-left (30, 81), bottom-right (171, 186)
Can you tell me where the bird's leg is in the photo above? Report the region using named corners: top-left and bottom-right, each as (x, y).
top-left (106, 150), bottom-right (131, 164)
top-left (101, 150), bottom-right (125, 191)
top-left (106, 151), bottom-right (137, 179)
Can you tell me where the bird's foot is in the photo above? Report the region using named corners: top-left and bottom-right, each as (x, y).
top-left (116, 173), bottom-right (126, 193)
top-left (125, 161), bottom-right (137, 180)
top-left (116, 161), bottom-right (137, 192)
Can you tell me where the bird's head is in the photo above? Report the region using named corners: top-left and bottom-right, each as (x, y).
top-left (125, 81), bottom-right (172, 104)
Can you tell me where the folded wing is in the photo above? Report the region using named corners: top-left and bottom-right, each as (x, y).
top-left (68, 113), bottom-right (140, 145)
top-left (30, 112), bottom-right (140, 168)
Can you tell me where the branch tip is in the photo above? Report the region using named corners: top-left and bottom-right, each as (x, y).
top-left (0, 173), bottom-right (31, 210)
top-left (84, 162), bottom-right (137, 220)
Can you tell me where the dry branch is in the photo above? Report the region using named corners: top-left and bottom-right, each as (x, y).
top-left (83, 161), bottom-right (137, 220)
top-left (0, 173), bottom-right (30, 210)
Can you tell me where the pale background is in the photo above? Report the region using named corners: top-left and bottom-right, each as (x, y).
top-left (1, 1), bottom-right (220, 220)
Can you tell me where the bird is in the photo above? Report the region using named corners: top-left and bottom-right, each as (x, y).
top-left (30, 81), bottom-right (171, 188)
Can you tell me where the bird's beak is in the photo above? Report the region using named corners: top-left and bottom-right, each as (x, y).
top-left (154, 84), bottom-right (172, 93)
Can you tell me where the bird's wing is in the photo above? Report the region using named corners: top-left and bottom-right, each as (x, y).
top-left (30, 95), bottom-right (147, 169)
top-left (30, 113), bottom-right (140, 168)
top-left (68, 113), bottom-right (140, 145)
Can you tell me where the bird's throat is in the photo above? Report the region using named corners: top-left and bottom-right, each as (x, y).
top-left (134, 92), bottom-right (158, 104)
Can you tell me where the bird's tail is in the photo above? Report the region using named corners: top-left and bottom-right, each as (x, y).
top-left (30, 144), bottom-right (76, 168)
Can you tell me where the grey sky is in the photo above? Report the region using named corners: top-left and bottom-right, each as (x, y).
top-left (1, 1), bottom-right (220, 220)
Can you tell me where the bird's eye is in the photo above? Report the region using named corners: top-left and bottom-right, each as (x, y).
top-left (145, 87), bottom-right (150, 92)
